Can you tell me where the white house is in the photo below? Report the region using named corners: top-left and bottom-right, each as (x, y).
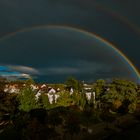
top-left (4, 85), bottom-right (9, 93)
top-left (48, 88), bottom-right (56, 94)
top-left (57, 88), bottom-right (60, 92)
top-left (85, 92), bottom-right (96, 101)
top-left (84, 87), bottom-right (92, 90)
top-left (30, 84), bottom-right (38, 91)
top-left (54, 94), bottom-right (60, 103)
top-left (41, 84), bottom-right (46, 89)
top-left (70, 88), bottom-right (74, 95)
top-left (35, 90), bottom-right (42, 100)
top-left (47, 94), bottom-right (54, 104)
top-left (85, 92), bottom-right (92, 100)
top-left (4, 84), bottom-right (20, 93)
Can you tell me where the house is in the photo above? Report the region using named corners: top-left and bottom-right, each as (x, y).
top-left (35, 90), bottom-right (42, 100)
top-left (30, 84), bottom-right (38, 91)
top-left (57, 88), bottom-right (60, 92)
top-left (54, 94), bottom-right (60, 103)
top-left (46, 93), bottom-right (60, 104)
top-left (85, 92), bottom-right (92, 100)
top-left (48, 88), bottom-right (56, 94)
top-left (70, 88), bottom-right (74, 95)
top-left (41, 84), bottom-right (46, 89)
top-left (4, 84), bottom-right (20, 93)
top-left (85, 92), bottom-right (95, 101)
top-left (47, 94), bottom-right (54, 104)
top-left (83, 84), bottom-right (92, 91)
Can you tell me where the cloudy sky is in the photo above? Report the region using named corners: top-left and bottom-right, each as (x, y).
top-left (0, 0), bottom-right (139, 83)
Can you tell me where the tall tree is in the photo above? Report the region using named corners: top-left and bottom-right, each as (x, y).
top-left (102, 79), bottom-right (138, 113)
top-left (65, 77), bottom-right (82, 91)
top-left (17, 87), bottom-right (40, 112)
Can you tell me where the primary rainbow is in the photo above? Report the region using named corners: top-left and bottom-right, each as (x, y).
top-left (0, 25), bottom-right (139, 82)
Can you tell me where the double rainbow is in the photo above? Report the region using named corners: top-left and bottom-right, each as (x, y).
top-left (0, 25), bottom-right (139, 82)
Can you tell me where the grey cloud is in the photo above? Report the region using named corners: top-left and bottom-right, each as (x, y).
top-left (7, 65), bottom-right (40, 75)
top-left (38, 61), bottom-right (112, 76)
top-left (43, 67), bottom-right (79, 75)
top-left (0, 73), bottom-right (30, 79)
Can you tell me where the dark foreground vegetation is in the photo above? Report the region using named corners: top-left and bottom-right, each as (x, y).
top-left (0, 78), bottom-right (140, 140)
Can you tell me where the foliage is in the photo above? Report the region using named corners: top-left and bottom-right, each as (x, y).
top-left (94, 79), bottom-right (105, 99)
top-left (113, 99), bottom-right (122, 109)
top-left (0, 93), bottom-right (17, 114)
top-left (25, 78), bottom-right (35, 86)
top-left (56, 91), bottom-right (74, 107)
top-left (65, 77), bottom-right (82, 91)
top-left (102, 79), bottom-right (138, 113)
top-left (17, 87), bottom-right (40, 112)
top-left (77, 92), bottom-right (87, 110)
top-left (1, 78), bottom-right (140, 140)
top-left (39, 93), bottom-right (53, 110)
top-left (128, 102), bottom-right (137, 113)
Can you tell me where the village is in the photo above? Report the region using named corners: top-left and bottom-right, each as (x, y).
top-left (0, 77), bottom-right (139, 116)
top-left (2, 79), bottom-right (95, 105)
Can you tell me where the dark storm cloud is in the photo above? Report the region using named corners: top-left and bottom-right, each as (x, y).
top-left (0, 28), bottom-right (126, 67)
top-left (0, 0), bottom-right (139, 82)
top-left (39, 61), bottom-right (111, 76)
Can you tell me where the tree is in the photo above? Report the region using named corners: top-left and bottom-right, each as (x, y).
top-left (101, 85), bottom-right (123, 111)
top-left (17, 87), bottom-right (40, 112)
top-left (102, 79), bottom-right (138, 113)
top-left (65, 77), bottom-right (82, 91)
top-left (77, 92), bottom-right (87, 110)
top-left (25, 78), bottom-right (35, 86)
top-left (94, 79), bottom-right (105, 99)
top-left (56, 91), bottom-right (74, 107)
top-left (39, 94), bottom-right (52, 110)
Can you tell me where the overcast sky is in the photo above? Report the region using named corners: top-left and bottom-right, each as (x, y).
top-left (0, 0), bottom-right (139, 83)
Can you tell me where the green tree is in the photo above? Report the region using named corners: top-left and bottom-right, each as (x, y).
top-left (39, 94), bottom-right (52, 110)
top-left (101, 85), bottom-right (124, 111)
top-left (78, 93), bottom-right (87, 110)
top-left (102, 79), bottom-right (138, 113)
top-left (56, 91), bottom-right (74, 107)
top-left (94, 79), bottom-right (105, 99)
top-left (17, 87), bottom-right (40, 112)
top-left (65, 77), bottom-right (82, 91)
top-left (25, 78), bottom-right (35, 86)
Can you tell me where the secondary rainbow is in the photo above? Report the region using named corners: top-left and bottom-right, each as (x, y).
top-left (93, 2), bottom-right (140, 35)
top-left (0, 25), bottom-right (139, 81)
